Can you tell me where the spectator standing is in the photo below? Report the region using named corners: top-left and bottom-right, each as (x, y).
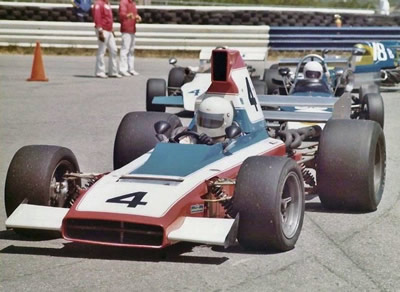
top-left (334, 14), bottom-right (342, 28)
top-left (71, 0), bottom-right (92, 22)
top-left (92, 0), bottom-right (121, 78)
top-left (378, 0), bottom-right (390, 15)
top-left (119, 0), bottom-right (141, 76)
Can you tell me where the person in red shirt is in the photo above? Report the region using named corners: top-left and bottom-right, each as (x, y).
top-left (119, 0), bottom-right (141, 76)
top-left (92, 0), bottom-right (121, 78)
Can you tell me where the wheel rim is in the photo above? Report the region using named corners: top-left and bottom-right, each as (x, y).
top-left (361, 102), bottom-right (369, 120)
top-left (373, 138), bottom-right (384, 201)
top-left (280, 172), bottom-right (302, 239)
top-left (49, 160), bottom-right (77, 207)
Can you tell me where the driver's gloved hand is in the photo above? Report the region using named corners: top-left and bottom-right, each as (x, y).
top-left (198, 133), bottom-right (214, 145)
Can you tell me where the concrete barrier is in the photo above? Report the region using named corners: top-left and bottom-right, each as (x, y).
top-left (0, 20), bottom-right (270, 50)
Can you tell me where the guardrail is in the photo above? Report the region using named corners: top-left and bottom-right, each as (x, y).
top-left (2, 20), bottom-right (400, 51)
top-left (0, 20), bottom-right (270, 50)
top-left (268, 27), bottom-right (400, 50)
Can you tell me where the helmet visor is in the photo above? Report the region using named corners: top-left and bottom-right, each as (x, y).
top-left (197, 112), bottom-right (224, 129)
top-left (305, 70), bottom-right (322, 79)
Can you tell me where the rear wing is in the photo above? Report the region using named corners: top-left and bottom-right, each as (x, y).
top-left (277, 56), bottom-right (348, 67)
top-left (153, 95), bottom-right (184, 108)
top-left (199, 47), bottom-right (268, 62)
top-left (258, 93), bottom-right (352, 122)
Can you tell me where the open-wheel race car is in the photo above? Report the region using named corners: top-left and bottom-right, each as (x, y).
top-left (146, 47), bottom-right (268, 113)
top-left (265, 41), bottom-right (400, 95)
top-left (5, 48), bottom-right (386, 252)
top-left (260, 52), bottom-right (385, 129)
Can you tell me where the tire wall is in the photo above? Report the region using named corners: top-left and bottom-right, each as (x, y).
top-left (1, 5), bottom-right (400, 26)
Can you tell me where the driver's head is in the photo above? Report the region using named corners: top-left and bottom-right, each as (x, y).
top-left (304, 61), bottom-right (323, 80)
top-left (196, 97), bottom-right (234, 138)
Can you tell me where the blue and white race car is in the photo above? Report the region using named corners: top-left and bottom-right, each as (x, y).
top-left (351, 41), bottom-right (400, 87)
top-left (265, 41), bottom-right (400, 95)
top-left (5, 49), bottom-right (386, 252)
top-left (260, 52), bottom-right (385, 129)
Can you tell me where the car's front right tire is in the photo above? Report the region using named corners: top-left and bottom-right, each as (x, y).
top-left (232, 156), bottom-right (305, 252)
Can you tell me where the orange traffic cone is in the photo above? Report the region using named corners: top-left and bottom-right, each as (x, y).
top-left (27, 42), bottom-right (48, 82)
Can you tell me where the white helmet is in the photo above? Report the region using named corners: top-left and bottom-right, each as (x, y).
top-left (304, 61), bottom-right (323, 80)
top-left (196, 97), bottom-right (234, 138)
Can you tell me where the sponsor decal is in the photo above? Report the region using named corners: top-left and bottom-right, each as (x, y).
top-left (190, 204), bottom-right (204, 214)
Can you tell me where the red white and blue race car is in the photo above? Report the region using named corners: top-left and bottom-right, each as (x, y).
top-left (146, 47), bottom-right (268, 112)
top-left (5, 49), bottom-right (386, 252)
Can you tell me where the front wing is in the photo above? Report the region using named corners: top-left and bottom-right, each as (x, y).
top-left (6, 203), bottom-right (238, 248)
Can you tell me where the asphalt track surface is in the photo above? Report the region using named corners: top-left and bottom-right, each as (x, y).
top-left (1, 55), bottom-right (400, 291)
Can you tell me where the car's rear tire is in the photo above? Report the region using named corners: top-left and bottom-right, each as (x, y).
top-left (383, 69), bottom-right (400, 85)
top-left (264, 68), bottom-right (284, 95)
top-left (317, 119), bottom-right (386, 212)
top-left (252, 76), bottom-right (267, 95)
top-left (146, 78), bottom-right (166, 112)
top-left (361, 93), bottom-right (384, 129)
top-left (5, 145), bottom-right (80, 237)
top-left (113, 111), bottom-right (182, 169)
top-left (359, 83), bottom-right (380, 104)
top-left (232, 156), bottom-right (305, 251)
top-left (167, 67), bottom-right (186, 95)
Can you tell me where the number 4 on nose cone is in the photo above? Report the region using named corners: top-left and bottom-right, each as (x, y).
top-left (106, 192), bottom-right (148, 208)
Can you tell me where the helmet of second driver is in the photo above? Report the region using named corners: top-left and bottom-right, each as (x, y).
top-left (303, 61), bottom-right (323, 80)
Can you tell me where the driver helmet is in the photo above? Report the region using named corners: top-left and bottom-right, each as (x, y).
top-left (304, 61), bottom-right (323, 80)
top-left (196, 96), bottom-right (234, 138)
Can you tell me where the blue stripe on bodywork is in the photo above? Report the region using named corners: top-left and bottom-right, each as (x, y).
top-left (132, 143), bottom-right (224, 177)
top-left (153, 96), bottom-right (184, 107)
top-left (131, 130), bottom-right (267, 177)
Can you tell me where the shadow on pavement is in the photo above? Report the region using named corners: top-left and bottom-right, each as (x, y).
top-left (305, 202), bottom-right (370, 215)
top-left (211, 244), bottom-right (282, 255)
top-left (73, 75), bottom-right (98, 78)
top-left (0, 229), bottom-right (60, 241)
top-left (0, 240), bottom-right (229, 265)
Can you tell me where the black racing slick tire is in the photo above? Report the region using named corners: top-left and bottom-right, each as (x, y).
top-left (383, 69), bottom-right (400, 85)
top-left (359, 83), bottom-right (380, 104)
top-left (269, 64), bottom-right (279, 70)
top-left (167, 67), bottom-right (186, 95)
top-left (317, 119), bottom-right (386, 212)
top-left (264, 68), bottom-right (282, 95)
top-left (146, 78), bottom-right (166, 112)
top-left (252, 76), bottom-right (267, 95)
top-left (361, 93), bottom-right (384, 129)
top-left (5, 145), bottom-right (80, 236)
top-left (113, 111), bottom-right (182, 169)
top-left (232, 156), bottom-right (305, 252)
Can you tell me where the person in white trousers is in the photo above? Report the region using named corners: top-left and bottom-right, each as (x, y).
top-left (378, 0), bottom-right (390, 15)
top-left (119, 0), bottom-right (141, 76)
top-left (93, 0), bottom-right (121, 78)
